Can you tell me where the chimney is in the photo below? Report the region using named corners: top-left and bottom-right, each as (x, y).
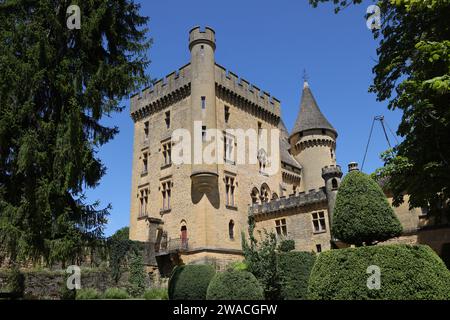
top-left (348, 162), bottom-right (359, 172)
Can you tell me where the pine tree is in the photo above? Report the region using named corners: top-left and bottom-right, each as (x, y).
top-left (0, 0), bottom-right (150, 265)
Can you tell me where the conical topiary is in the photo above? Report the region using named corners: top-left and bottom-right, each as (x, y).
top-left (332, 170), bottom-right (402, 245)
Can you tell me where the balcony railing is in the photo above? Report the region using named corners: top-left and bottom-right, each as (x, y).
top-left (155, 238), bottom-right (189, 254)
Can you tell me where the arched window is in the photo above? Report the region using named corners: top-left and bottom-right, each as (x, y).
top-left (332, 178), bottom-right (338, 190)
top-left (272, 193), bottom-right (279, 200)
top-left (180, 224), bottom-right (188, 249)
top-left (229, 220), bottom-right (235, 240)
top-left (260, 183), bottom-right (270, 203)
top-left (251, 187), bottom-right (259, 204)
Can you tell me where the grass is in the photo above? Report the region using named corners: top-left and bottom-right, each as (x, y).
top-left (75, 288), bottom-right (102, 300)
top-left (143, 288), bottom-right (168, 300)
top-left (103, 287), bottom-right (130, 299)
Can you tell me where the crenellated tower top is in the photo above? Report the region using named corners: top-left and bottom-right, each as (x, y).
top-left (189, 26), bottom-right (216, 51)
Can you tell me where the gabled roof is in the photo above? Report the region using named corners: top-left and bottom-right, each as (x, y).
top-left (278, 120), bottom-right (302, 170)
top-left (291, 81), bottom-right (336, 137)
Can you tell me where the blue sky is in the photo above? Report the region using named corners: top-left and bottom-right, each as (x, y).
top-left (86, 0), bottom-right (403, 236)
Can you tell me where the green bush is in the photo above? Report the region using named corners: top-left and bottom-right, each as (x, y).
top-left (308, 244), bottom-right (450, 300)
top-left (278, 240), bottom-right (295, 252)
top-left (75, 288), bottom-right (102, 300)
top-left (168, 264), bottom-right (215, 300)
top-left (206, 270), bottom-right (264, 300)
top-left (332, 170), bottom-right (403, 245)
top-left (143, 288), bottom-right (168, 300)
top-left (278, 251), bottom-right (316, 300)
top-left (7, 268), bottom-right (25, 298)
top-left (103, 288), bottom-right (130, 299)
top-left (227, 261), bottom-right (247, 271)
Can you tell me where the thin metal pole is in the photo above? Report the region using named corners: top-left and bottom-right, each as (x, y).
top-left (378, 116), bottom-right (392, 149)
top-left (361, 117), bottom-right (376, 172)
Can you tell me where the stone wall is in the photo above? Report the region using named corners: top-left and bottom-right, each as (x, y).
top-left (0, 268), bottom-right (162, 300)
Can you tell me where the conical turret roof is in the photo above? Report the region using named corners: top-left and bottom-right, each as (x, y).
top-left (291, 81), bottom-right (336, 137)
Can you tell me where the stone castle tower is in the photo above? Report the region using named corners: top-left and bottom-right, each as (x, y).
top-left (129, 27), bottom-right (421, 273)
top-left (289, 81), bottom-right (343, 223)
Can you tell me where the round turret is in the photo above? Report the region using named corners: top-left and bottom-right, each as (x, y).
top-left (189, 26), bottom-right (216, 51)
top-left (189, 26), bottom-right (218, 194)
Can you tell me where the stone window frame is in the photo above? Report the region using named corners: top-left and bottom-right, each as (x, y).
top-left (224, 173), bottom-right (237, 210)
top-left (260, 183), bottom-right (271, 203)
top-left (223, 131), bottom-right (236, 165)
top-left (224, 105), bottom-right (230, 124)
top-left (143, 121), bottom-right (149, 143)
top-left (331, 178), bottom-right (339, 190)
top-left (275, 218), bottom-right (287, 237)
top-left (201, 96), bottom-right (206, 110)
top-left (138, 186), bottom-right (149, 220)
top-left (228, 220), bottom-right (235, 240)
top-left (251, 187), bottom-right (259, 205)
top-left (165, 111), bottom-right (171, 129)
top-left (312, 211), bottom-right (327, 234)
top-left (160, 178), bottom-right (172, 214)
top-left (141, 151), bottom-right (149, 176)
top-left (161, 138), bottom-right (172, 169)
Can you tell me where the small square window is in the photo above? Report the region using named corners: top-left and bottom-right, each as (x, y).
top-left (202, 126), bottom-right (207, 142)
top-left (201, 96), bottom-right (206, 110)
top-left (224, 106), bottom-right (230, 123)
top-left (144, 121), bottom-right (149, 141)
top-left (165, 111), bottom-right (170, 128)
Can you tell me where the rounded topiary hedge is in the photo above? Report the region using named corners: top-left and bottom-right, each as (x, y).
top-left (168, 264), bottom-right (215, 300)
top-left (332, 170), bottom-right (403, 245)
top-left (308, 244), bottom-right (450, 300)
top-left (206, 270), bottom-right (264, 300)
top-left (278, 251), bottom-right (316, 300)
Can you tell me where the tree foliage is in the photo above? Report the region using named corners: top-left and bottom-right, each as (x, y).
top-left (107, 227), bottom-right (140, 284)
top-left (308, 244), bottom-right (450, 300)
top-left (242, 217), bottom-right (282, 300)
top-left (0, 1), bottom-right (150, 265)
top-left (310, 0), bottom-right (450, 218)
top-left (278, 239), bottom-right (295, 253)
top-left (332, 170), bottom-right (402, 245)
top-left (127, 252), bottom-right (147, 297)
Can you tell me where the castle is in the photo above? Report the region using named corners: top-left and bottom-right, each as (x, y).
top-left (129, 27), bottom-right (424, 273)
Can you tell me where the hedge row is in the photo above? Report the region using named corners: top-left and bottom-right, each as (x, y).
top-left (308, 244), bottom-right (450, 300)
top-left (278, 251), bottom-right (316, 300)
